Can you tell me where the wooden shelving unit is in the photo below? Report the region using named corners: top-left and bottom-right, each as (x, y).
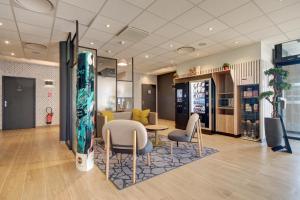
top-left (213, 70), bottom-right (236, 135)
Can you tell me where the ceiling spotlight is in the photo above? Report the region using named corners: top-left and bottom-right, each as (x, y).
top-left (90, 42), bottom-right (94, 45)
top-left (120, 40), bottom-right (125, 45)
top-left (118, 58), bottom-right (128, 66)
top-left (145, 54), bottom-right (149, 59)
top-left (11, 52), bottom-right (15, 56)
top-left (170, 44), bottom-right (174, 48)
top-left (4, 40), bottom-right (10, 44)
top-left (106, 50), bottom-right (112, 54)
top-left (208, 27), bottom-right (214, 31)
top-left (106, 24), bottom-right (110, 28)
top-left (0, 22), bottom-right (3, 26)
top-left (234, 41), bottom-right (239, 44)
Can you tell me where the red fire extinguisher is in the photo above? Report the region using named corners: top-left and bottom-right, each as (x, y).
top-left (46, 107), bottom-right (53, 125)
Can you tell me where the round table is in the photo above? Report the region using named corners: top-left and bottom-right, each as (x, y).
top-left (145, 125), bottom-right (168, 146)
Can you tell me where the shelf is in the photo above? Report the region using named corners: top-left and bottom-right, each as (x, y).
top-left (218, 92), bottom-right (234, 95)
top-left (242, 96), bottom-right (258, 99)
top-left (218, 107), bottom-right (234, 110)
top-left (241, 136), bottom-right (260, 142)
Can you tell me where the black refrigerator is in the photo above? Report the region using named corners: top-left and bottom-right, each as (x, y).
top-left (175, 83), bottom-right (189, 130)
top-left (189, 79), bottom-right (215, 134)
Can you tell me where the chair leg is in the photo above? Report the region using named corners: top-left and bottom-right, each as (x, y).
top-left (117, 153), bottom-right (121, 164)
top-left (147, 153), bottom-right (151, 166)
top-left (196, 121), bottom-right (202, 157)
top-left (106, 129), bottom-right (110, 180)
top-left (177, 141), bottom-right (179, 147)
top-left (132, 130), bottom-right (137, 184)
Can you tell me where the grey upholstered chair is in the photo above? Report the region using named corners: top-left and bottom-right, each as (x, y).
top-left (168, 113), bottom-right (203, 156)
top-left (102, 120), bottom-right (153, 183)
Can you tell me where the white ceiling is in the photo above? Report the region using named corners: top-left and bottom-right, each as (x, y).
top-left (0, 0), bottom-right (300, 73)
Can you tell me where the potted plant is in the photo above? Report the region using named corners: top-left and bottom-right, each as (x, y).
top-left (223, 63), bottom-right (230, 71)
top-left (259, 67), bottom-right (291, 147)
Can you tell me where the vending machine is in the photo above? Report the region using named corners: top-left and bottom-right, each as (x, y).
top-left (189, 79), bottom-right (215, 133)
top-left (175, 83), bottom-right (189, 130)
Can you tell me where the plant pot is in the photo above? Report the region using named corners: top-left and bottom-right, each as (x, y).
top-left (264, 117), bottom-right (283, 147)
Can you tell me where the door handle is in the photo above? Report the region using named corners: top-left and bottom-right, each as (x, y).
top-left (4, 100), bottom-right (7, 108)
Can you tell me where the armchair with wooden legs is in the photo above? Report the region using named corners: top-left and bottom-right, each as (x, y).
top-left (168, 113), bottom-right (203, 157)
top-left (103, 120), bottom-right (153, 184)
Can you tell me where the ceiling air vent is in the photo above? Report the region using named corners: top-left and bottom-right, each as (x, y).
top-left (15, 0), bottom-right (54, 13)
top-left (116, 26), bottom-right (149, 42)
top-left (177, 46), bottom-right (195, 54)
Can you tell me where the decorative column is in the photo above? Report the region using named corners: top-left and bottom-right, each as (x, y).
top-left (75, 51), bottom-right (95, 171)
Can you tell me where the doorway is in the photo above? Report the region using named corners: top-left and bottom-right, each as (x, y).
top-left (142, 84), bottom-right (156, 112)
top-left (2, 76), bottom-right (35, 130)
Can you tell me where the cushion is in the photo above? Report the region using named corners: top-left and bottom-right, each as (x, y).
top-left (132, 108), bottom-right (150, 125)
top-left (168, 129), bottom-right (190, 142)
top-left (101, 111), bottom-right (114, 122)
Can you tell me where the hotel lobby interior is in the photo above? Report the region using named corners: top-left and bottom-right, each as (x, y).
top-left (0, 0), bottom-right (300, 199)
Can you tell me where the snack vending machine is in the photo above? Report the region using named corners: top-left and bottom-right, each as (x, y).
top-left (175, 83), bottom-right (189, 130)
top-left (189, 79), bottom-right (215, 133)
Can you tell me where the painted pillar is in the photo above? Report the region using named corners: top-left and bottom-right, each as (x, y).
top-left (75, 51), bottom-right (95, 171)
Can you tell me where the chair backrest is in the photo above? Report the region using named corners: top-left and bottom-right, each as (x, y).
top-left (186, 113), bottom-right (199, 138)
top-left (102, 120), bottom-right (148, 150)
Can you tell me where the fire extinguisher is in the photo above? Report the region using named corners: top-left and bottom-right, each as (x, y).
top-left (46, 107), bottom-right (53, 125)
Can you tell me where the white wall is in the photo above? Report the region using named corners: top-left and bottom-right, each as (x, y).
top-left (177, 43), bottom-right (261, 75)
top-left (134, 72), bottom-right (157, 109)
top-left (0, 60), bottom-right (59, 129)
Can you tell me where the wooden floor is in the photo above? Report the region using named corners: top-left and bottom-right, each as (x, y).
top-left (1, 120), bottom-right (300, 200)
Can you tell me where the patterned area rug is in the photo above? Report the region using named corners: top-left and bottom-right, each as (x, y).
top-left (94, 138), bottom-right (218, 190)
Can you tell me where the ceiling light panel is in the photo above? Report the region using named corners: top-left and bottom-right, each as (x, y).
top-left (14, 0), bottom-right (54, 13)
top-left (0, 4), bottom-right (14, 20)
top-left (147, 0), bottom-right (193, 20)
top-left (62, 0), bottom-right (106, 13)
top-left (14, 7), bottom-right (53, 28)
top-left (155, 23), bottom-right (186, 39)
top-left (254, 0), bottom-right (299, 13)
top-left (172, 7), bottom-right (213, 30)
top-left (199, 0), bottom-right (249, 17)
top-left (219, 2), bottom-right (263, 27)
top-left (0, 18), bottom-right (18, 31)
top-left (193, 19), bottom-right (228, 36)
top-left (56, 2), bottom-right (97, 25)
top-left (130, 11), bottom-right (167, 33)
top-left (91, 15), bottom-right (125, 34)
top-left (100, 0), bottom-right (143, 24)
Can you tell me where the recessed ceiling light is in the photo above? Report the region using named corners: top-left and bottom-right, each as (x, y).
top-left (196, 53), bottom-right (200, 57)
top-left (11, 52), bottom-right (15, 56)
top-left (4, 40), bottom-right (10, 44)
top-left (0, 22), bottom-right (3, 26)
top-left (90, 42), bottom-right (94, 45)
top-left (234, 41), bottom-right (239, 44)
top-left (106, 50), bottom-right (112, 54)
top-left (145, 54), bottom-right (149, 59)
top-left (208, 27), bottom-right (214, 31)
top-left (15, 0), bottom-right (54, 14)
top-left (120, 41), bottom-right (125, 45)
top-left (169, 44), bottom-right (174, 48)
top-left (106, 24), bottom-right (110, 28)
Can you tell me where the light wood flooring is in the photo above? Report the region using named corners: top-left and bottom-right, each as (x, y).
top-left (0, 120), bottom-right (300, 200)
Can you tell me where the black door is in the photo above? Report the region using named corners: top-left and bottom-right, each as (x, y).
top-left (142, 84), bottom-right (156, 112)
top-left (3, 76), bottom-right (35, 130)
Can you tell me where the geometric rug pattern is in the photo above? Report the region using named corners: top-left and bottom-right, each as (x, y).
top-left (94, 138), bottom-right (218, 190)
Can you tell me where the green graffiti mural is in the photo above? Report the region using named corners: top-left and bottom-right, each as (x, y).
top-left (76, 52), bottom-right (95, 154)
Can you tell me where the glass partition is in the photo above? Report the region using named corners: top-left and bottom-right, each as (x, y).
top-left (97, 57), bottom-right (117, 112)
top-left (117, 58), bottom-right (133, 111)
